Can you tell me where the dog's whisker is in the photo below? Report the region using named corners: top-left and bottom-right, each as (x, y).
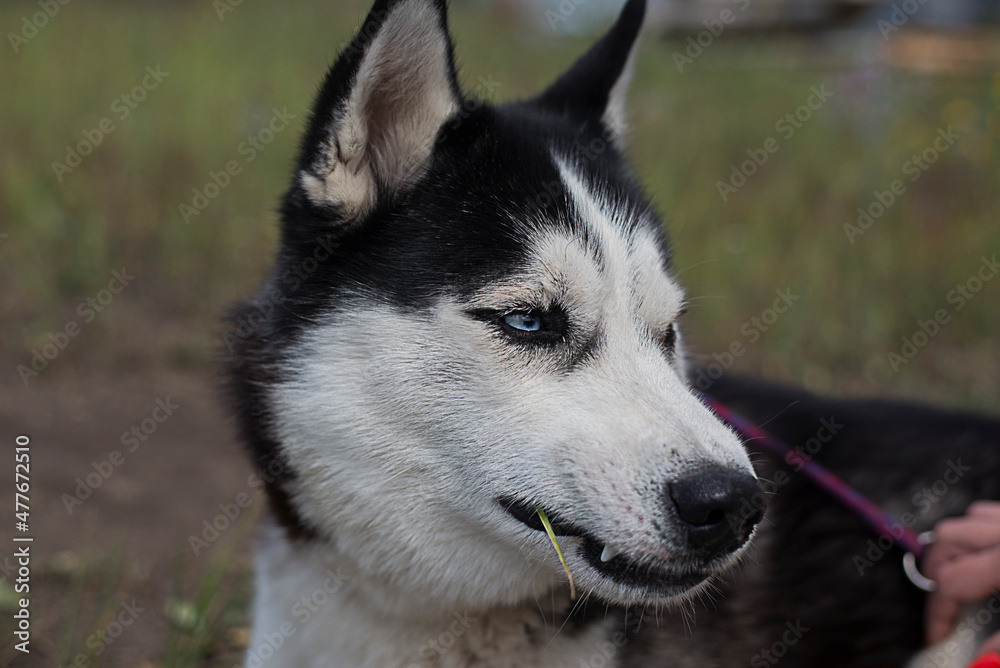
top-left (673, 258), bottom-right (721, 278)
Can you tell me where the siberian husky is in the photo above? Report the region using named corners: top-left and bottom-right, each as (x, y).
top-left (227, 0), bottom-right (1000, 665)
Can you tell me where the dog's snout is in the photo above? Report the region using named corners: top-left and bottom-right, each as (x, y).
top-left (668, 468), bottom-right (765, 559)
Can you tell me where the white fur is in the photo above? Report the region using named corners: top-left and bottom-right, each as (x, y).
top-left (250, 520), bottom-right (617, 667)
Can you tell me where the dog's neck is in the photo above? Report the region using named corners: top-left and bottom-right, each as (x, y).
top-left (246, 519), bottom-right (621, 668)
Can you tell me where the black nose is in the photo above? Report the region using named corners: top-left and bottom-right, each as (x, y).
top-left (669, 467), bottom-right (765, 559)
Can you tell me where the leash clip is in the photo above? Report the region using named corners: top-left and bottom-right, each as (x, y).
top-left (903, 531), bottom-right (937, 592)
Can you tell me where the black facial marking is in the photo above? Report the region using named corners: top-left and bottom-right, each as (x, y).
top-left (567, 329), bottom-right (604, 372)
top-left (661, 323), bottom-right (677, 356)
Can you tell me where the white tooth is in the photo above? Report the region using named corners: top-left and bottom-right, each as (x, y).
top-left (600, 544), bottom-right (620, 563)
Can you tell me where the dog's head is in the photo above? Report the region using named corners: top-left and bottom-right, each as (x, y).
top-left (232, 0), bottom-right (763, 613)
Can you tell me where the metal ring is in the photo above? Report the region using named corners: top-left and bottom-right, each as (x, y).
top-left (903, 531), bottom-right (937, 592)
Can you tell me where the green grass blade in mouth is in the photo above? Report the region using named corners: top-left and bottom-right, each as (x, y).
top-left (535, 506), bottom-right (577, 601)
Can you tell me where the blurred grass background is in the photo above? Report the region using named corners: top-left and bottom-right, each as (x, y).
top-left (1, 0), bottom-right (998, 408)
top-left (1, 0), bottom-right (999, 665)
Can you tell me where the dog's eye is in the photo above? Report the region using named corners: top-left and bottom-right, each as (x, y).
top-left (491, 307), bottom-right (567, 345)
top-left (503, 313), bottom-right (541, 332)
top-left (466, 306), bottom-right (567, 345)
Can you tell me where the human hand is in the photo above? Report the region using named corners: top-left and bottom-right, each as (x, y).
top-left (923, 501), bottom-right (1000, 656)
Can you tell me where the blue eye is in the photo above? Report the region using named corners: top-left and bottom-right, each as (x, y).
top-left (503, 313), bottom-right (541, 332)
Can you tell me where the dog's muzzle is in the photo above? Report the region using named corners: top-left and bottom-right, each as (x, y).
top-left (499, 466), bottom-right (764, 596)
top-left (667, 465), bottom-right (765, 560)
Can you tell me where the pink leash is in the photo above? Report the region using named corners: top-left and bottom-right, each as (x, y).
top-left (701, 396), bottom-right (928, 560)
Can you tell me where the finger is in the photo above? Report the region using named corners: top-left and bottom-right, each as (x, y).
top-left (924, 519), bottom-right (1000, 579)
top-left (924, 541), bottom-right (975, 582)
top-left (936, 546), bottom-right (1000, 602)
top-left (968, 501), bottom-right (1000, 520)
top-left (926, 547), bottom-right (1000, 645)
top-left (926, 588), bottom-right (963, 645)
top-left (936, 518), bottom-right (1000, 552)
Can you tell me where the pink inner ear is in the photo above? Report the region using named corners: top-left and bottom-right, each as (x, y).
top-left (342, 1), bottom-right (459, 193)
top-left (300, 0), bottom-right (460, 214)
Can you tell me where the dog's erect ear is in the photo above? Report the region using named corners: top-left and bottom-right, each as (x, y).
top-left (533, 0), bottom-right (645, 142)
top-left (296, 0), bottom-right (461, 220)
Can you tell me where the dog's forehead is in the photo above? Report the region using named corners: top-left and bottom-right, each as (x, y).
top-left (280, 107), bottom-right (679, 322)
top-left (465, 154), bottom-right (683, 322)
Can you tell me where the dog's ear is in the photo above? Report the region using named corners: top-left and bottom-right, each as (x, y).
top-left (533, 0), bottom-right (645, 143)
top-left (296, 0), bottom-right (461, 220)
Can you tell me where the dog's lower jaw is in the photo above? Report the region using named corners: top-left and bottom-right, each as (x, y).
top-left (247, 519), bottom-right (623, 668)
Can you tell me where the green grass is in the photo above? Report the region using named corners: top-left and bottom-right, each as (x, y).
top-left (2, 1), bottom-right (998, 408)
top-left (0, 524), bottom-right (254, 667)
top-left (537, 506), bottom-right (576, 600)
top-left (160, 542), bottom-right (253, 667)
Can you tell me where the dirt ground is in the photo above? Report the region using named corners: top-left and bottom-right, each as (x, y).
top-left (0, 358), bottom-right (258, 667)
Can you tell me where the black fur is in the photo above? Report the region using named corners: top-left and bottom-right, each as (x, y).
top-left (226, 0), bottom-right (1000, 664)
